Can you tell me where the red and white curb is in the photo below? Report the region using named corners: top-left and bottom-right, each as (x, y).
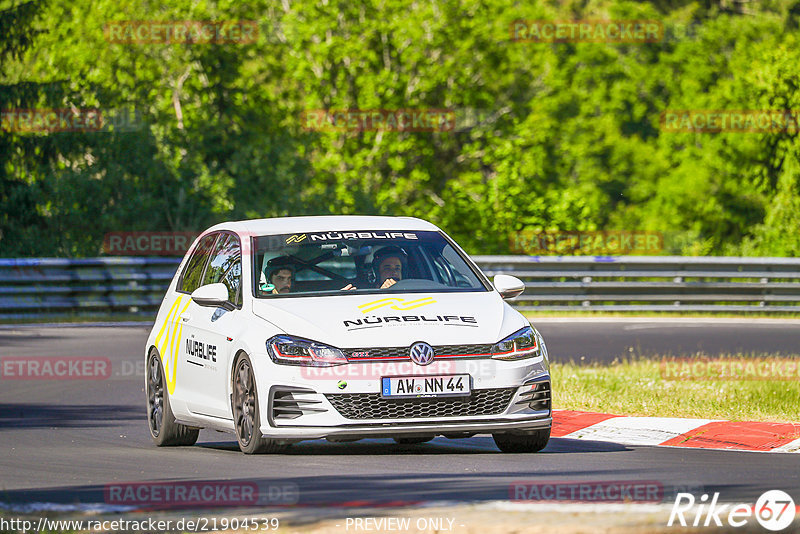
top-left (552, 410), bottom-right (800, 453)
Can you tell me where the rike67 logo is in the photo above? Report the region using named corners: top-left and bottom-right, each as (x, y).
top-left (668, 490), bottom-right (796, 531)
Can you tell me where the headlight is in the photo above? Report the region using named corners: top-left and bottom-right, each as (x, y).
top-left (267, 335), bottom-right (348, 367)
top-left (491, 326), bottom-right (541, 361)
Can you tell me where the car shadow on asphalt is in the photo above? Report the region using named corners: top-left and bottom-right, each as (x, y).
top-left (0, 403), bottom-right (142, 429)
top-left (195, 436), bottom-right (629, 455)
top-left (0, 477), bottom-right (760, 514)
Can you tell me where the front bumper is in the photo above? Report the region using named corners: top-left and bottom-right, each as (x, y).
top-left (263, 414), bottom-right (552, 440)
top-left (251, 353), bottom-right (552, 440)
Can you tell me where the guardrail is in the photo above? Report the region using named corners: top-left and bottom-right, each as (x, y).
top-left (0, 258), bottom-right (180, 321)
top-left (479, 256), bottom-right (800, 312)
top-left (1, 256), bottom-right (799, 320)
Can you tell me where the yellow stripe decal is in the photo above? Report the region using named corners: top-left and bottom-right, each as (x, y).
top-left (154, 296), bottom-right (181, 350)
top-left (393, 297), bottom-right (436, 310)
top-left (358, 297), bottom-right (437, 313)
top-left (358, 298), bottom-right (402, 313)
top-left (166, 298), bottom-right (191, 394)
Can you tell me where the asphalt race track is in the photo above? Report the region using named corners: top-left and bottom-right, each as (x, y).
top-left (533, 317), bottom-right (800, 363)
top-left (0, 320), bottom-right (798, 512)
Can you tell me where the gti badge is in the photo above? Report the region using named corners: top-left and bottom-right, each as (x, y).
top-left (409, 342), bottom-right (435, 366)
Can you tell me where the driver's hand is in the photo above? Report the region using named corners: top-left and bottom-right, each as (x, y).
top-left (380, 278), bottom-right (397, 289)
top-left (341, 284), bottom-right (357, 290)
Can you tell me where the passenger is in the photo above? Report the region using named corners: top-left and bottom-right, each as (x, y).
top-left (342, 246), bottom-right (407, 290)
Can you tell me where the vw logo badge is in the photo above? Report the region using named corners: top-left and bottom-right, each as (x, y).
top-left (409, 342), bottom-right (435, 366)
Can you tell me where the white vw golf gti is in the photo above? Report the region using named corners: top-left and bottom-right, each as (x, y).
top-left (145, 216), bottom-right (552, 453)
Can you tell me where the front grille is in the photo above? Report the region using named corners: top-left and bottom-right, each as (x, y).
top-left (325, 387), bottom-right (516, 420)
top-left (345, 343), bottom-right (494, 361)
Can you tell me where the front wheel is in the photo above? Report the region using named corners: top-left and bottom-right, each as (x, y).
top-left (232, 353), bottom-right (288, 454)
top-left (146, 349), bottom-right (199, 447)
top-left (492, 428), bottom-right (550, 453)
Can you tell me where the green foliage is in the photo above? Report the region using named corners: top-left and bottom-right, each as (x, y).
top-left (2, 0), bottom-right (800, 256)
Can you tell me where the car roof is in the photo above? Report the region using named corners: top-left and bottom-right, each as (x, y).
top-left (205, 215), bottom-right (441, 236)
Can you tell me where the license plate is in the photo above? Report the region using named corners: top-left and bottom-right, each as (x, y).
top-left (381, 374), bottom-right (471, 398)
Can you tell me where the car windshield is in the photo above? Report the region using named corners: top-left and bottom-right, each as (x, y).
top-left (252, 230), bottom-right (489, 297)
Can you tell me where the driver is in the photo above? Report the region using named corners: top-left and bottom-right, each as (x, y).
top-left (260, 257), bottom-right (295, 294)
top-left (342, 246), bottom-right (406, 290)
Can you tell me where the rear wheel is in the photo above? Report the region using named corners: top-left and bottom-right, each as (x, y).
top-left (146, 349), bottom-right (199, 446)
top-left (492, 428), bottom-right (550, 453)
top-left (232, 353), bottom-right (288, 454)
top-left (393, 437), bottom-right (434, 445)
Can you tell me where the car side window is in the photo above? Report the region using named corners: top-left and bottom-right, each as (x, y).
top-left (201, 233), bottom-right (242, 306)
top-left (178, 233), bottom-right (219, 293)
top-left (224, 259), bottom-right (242, 306)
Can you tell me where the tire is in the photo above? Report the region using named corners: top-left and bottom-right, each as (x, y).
top-left (231, 353), bottom-right (288, 454)
top-left (146, 349), bottom-right (199, 447)
top-left (393, 437), bottom-right (434, 445)
top-left (492, 428), bottom-right (550, 453)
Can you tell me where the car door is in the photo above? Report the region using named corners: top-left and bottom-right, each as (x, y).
top-left (155, 232), bottom-right (219, 406)
top-left (180, 231), bottom-right (243, 419)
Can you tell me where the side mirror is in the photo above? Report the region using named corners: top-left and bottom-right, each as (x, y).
top-left (191, 283), bottom-right (234, 310)
top-left (493, 274), bottom-right (525, 300)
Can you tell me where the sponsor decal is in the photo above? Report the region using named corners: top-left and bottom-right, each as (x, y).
top-left (358, 297), bottom-right (436, 313)
top-left (310, 231), bottom-right (418, 242)
top-left (337, 380), bottom-right (347, 390)
top-left (285, 233), bottom-right (307, 244)
top-left (342, 315), bottom-right (478, 330)
top-left (185, 337), bottom-right (217, 363)
top-left (283, 231), bottom-right (418, 244)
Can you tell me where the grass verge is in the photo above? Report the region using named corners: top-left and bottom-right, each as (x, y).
top-left (551, 355), bottom-right (800, 423)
